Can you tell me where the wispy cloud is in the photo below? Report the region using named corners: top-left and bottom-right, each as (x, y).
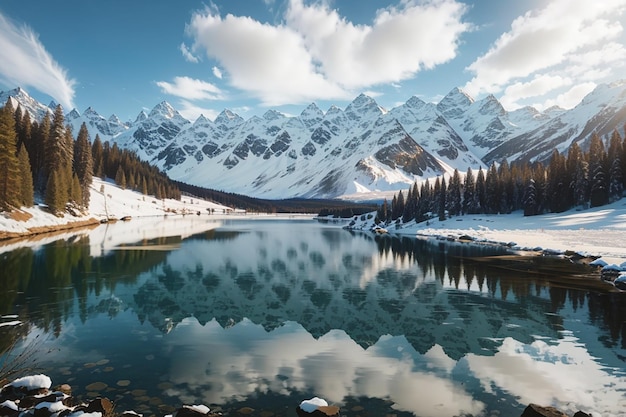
top-left (180, 42), bottom-right (200, 63)
top-left (156, 76), bottom-right (224, 101)
top-left (0, 12), bottom-right (76, 110)
top-left (212, 66), bottom-right (222, 79)
top-left (186, 0), bottom-right (470, 106)
top-left (177, 99), bottom-right (219, 122)
top-left (464, 0), bottom-right (626, 109)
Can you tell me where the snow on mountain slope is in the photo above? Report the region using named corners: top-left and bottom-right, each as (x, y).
top-left (67, 106), bottom-right (129, 141)
top-left (3, 80), bottom-right (626, 199)
top-left (113, 101), bottom-right (191, 161)
top-left (0, 87), bottom-right (53, 121)
top-left (484, 80), bottom-right (626, 164)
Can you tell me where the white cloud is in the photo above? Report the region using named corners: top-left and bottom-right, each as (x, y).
top-left (534, 82), bottom-right (597, 111)
top-left (176, 99), bottom-right (219, 122)
top-left (500, 74), bottom-right (571, 109)
top-left (186, 0), bottom-right (470, 106)
top-left (212, 66), bottom-right (223, 79)
top-left (180, 42), bottom-right (200, 63)
top-left (156, 76), bottom-right (224, 101)
top-left (0, 12), bottom-right (76, 110)
top-left (464, 0), bottom-right (626, 107)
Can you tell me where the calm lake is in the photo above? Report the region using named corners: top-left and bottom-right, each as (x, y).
top-left (1, 217), bottom-right (625, 417)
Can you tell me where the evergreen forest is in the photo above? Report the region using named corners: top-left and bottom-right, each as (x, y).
top-left (378, 127), bottom-right (626, 224)
top-left (0, 99), bottom-right (180, 215)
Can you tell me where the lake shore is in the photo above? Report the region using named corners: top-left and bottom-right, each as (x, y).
top-left (345, 198), bottom-right (626, 267)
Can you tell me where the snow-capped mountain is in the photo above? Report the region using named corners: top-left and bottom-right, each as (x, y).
top-left (0, 87), bottom-right (53, 121)
top-left (484, 80), bottom-right (626, 163)
top-left (4, 80), bottom-right (626, 199)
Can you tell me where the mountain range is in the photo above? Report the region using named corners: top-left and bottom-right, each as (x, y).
top-left (2, 80), bottom-right (626, 199)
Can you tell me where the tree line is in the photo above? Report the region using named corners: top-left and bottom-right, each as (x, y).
top-left (378, 128), bottom-right (626, 223)
top-left (175, 180), bottom-right (377, 214)
top-left (0, 99), bottom-right (180, 215)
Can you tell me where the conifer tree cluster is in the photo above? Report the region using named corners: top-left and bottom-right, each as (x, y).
top-left (93, 136), bottom-right (181, 201)
top-left (0, 99), bottom-right (180, 215)
top-left (379, 129), bottom-right (626, 223)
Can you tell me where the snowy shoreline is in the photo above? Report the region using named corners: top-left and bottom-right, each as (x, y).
top-left (344, 198), bottom-right (626, 271)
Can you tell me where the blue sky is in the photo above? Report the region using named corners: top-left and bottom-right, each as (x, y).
top-left (0, 0), bottom-right (625, 122)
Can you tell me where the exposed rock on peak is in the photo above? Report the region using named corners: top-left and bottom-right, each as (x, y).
top-left (437, 87), bottom-right (474, 119)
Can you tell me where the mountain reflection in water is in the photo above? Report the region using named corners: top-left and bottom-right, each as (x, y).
top-left (0, 218), bottom-right (625, 417)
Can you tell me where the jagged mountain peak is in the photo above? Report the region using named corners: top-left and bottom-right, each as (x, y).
top-left (347, 93), bottom-right (384, 112)
top-left (108, 114), bottom-right (122, 124)
top-left (263, 109), bottom-right (285, 121)
top-left (215, 109), bottom-right (244, 126)
top-left (326, 105), bottom-right (342, 114)
top-left (84, 106), bottom-right (101, 117)
top-left (345, 93), bottom-right (385, 124)
top-left (300, 103), bottom-right (324, 130)
top-left (134, 111), bottom-right (147, 124)
top-left (437, 87), bottom-right (474, 117)
top-left (6, 86), bottom-right (29, 100)
top-left (301, 102), bottom-right (324, 118)
top-left (193, 114), bottom-right (211, 126)
top-left (476, 94), bottom-right (505, 116)
top-left (148, 101), bottom-right (182, 120)
top-left (67, 108), bottom-right (81, 120)
top-left (405, 96), bottom-right (427, 109)
top-left (0, 87), bottom-right (53, 121)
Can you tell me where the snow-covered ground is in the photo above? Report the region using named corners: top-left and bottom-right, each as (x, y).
top-left (0, 177), bottom-right (233, 236)
top-left (346, 198), bottom-right (626, 267)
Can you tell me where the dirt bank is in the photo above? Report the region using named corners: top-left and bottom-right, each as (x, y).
top-left (0, 218), bottom-right (101, 242)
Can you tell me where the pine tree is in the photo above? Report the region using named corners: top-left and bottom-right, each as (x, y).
top-left (498, 160), bottom-right (514, 213)
top-left (390, 194), bottom-right (398, 220)
top-left (70, 173), bottom-right (82, 208)
top-left (141, 176), bottom-right (148, 195)
top-left (463, 168), bottom-right (477, 214)
top-left (587, 132), bottom-right (607, 207)
top-left (485, 162), bottom-right (500, 214)
top-left (609, 157), bottom-right (623, 202)
top-left (547, 149), bottom-right (568, 212)
top-left (45, 169), bottom-right (64, 215)
top-left (394, 190), bottom-right (405, 221)
top-left (590, 163), bottom-right (608, 207)
top-left (32, 114), bottom-right (50, 191)
top-left (13, 105), bottom-right (23, 148)
top-left (447, 169), bottom-right (462, 216)
top-left (115, 166), bottom-right (127, 189)
top-left (402, 184), bottom-right (415, 223)
top-left (92, 135), bottom-right (104, 179)
top-left (432, 177), bottom-right (441, 215)
top-left (17, 143), bottom-right (34, 207)
top-left (475, 168), bottom-right (486, 213)
top-left (607, 129), bottom-right (624, 202)
top-left (416, 179), bottom-right (431, 223)
top-left (566, 142), bottom-right (582, 207)
top-left (523, 178), bottom-right (538, 216)
top-left (74, 123), bottom-right (93, 209)
top-left (46, 104), bottom-right (66, 179)
top-left (0, 100), bottom-right (21, 211)
top-left (378, 199), bottom-right (388, 223)
top-left (438, 177), bottom-right (447, 221)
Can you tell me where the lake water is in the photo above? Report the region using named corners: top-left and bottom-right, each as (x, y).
top-left (1, 217), bottom-right (625, 417)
